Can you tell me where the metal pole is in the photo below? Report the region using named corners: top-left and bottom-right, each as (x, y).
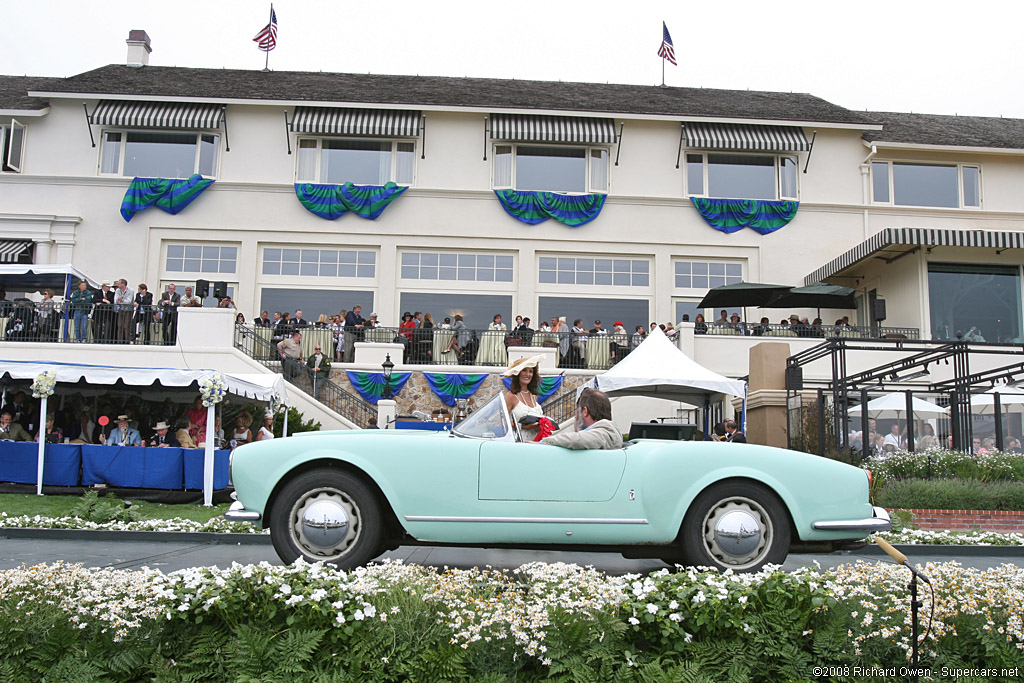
top-left (905, 389), bottom-right (915, 453)
top-left (816, 388), bottom-right (825, 455)
top-left (860, 388), bottom-right (870, 459)
top-left (994, 392), bottom-right (1004, 452)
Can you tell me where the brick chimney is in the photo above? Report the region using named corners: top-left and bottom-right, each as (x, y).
top-left (126, 30), bottom-right (151, 67)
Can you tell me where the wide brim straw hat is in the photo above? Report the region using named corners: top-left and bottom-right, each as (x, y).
top-left (502, 355), bottom-right (544, 377)
top-left (237, 411), bottom-right (253, 428)
top-left (152, 421), bottom-right (171, 430)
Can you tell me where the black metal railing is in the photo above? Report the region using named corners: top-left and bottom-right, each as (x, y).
top-left (694, 322), bottom-right (919, 340)
top-left (234, 324), bottom-right (376, 427)
top-left (0, 301), bottom-right (176, 345)
top-left (543, 389), bottom-right (580, 426)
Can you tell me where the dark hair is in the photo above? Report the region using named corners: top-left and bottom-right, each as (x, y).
top-left (138, 283), bottom-right (147, 291)
top-left (578, 388), bottom-right (612, 422)
top-left (573, 318), bottom-right (582, 327)
top-left (724, 419), bottom-right (738, 431)
top-left (509, 367), bottom-right (540, 395)
top-left (712, 422), bottom-right (727, 438)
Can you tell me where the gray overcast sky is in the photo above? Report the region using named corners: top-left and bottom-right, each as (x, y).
top-left (4, 0), bottom-right (1022, 118)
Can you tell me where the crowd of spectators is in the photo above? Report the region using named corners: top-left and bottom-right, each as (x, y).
top-left (847, 418), bottom-right (1024, 457)
top-left (689, 309), bottom-right (856, 337)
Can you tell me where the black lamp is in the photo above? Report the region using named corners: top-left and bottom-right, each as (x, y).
top-left (381, 354), bottom-right (394, 400)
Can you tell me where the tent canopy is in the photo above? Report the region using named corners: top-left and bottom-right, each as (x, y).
top-left (697, 281), bottom-right (792, 309)
top-left (0, 264), bottom-right (101, 293)
top-left (586, 327), bottom-right (746, 404)
top-left (848, 393), bottom-right (946, 419)
top-left (0, 359), bottom-right (287, 403)
top-left (764, 283), bottom-right (856, 310)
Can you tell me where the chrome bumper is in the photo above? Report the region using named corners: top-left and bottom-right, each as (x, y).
top-left (813, 506), bottom-right (891, 532)
top-left (223, 499), bottom-right (261, 523)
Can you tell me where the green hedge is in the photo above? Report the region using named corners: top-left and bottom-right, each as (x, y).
top-left (864, 449), bottom-right (1024, 482)
top-left (874, 478), bottom-right (1024, 511)
top-left (1, 560), bottom-right (1022, 682)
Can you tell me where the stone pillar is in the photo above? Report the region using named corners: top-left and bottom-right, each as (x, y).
top-left (744, 342), bottom-right (790, 448)
top-left (377, 399), bottom-right (397, 429)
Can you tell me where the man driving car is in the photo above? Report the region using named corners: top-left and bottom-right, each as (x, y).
top-left (540, 388), bottom-right (620, 449)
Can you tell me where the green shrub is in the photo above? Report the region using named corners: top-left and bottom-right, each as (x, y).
top-left (864, 448), bottom-right (1024, 482)
top-left (875, 477), bottom-right (1024, 511)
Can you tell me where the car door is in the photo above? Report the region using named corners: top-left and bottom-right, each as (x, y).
top-left (478, 440), bottom-right (626, 502)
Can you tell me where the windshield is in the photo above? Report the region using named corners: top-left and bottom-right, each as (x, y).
top-left (453, 394), bottom-right (512, 441)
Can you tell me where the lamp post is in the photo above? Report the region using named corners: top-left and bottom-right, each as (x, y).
top-left (382, 354), bottom-right (394, 400)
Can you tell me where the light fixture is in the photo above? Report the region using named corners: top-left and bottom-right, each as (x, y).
top-left (381, 354), bottom-right (395, 400)
top-left (897, 370), bottom-right (931, 382)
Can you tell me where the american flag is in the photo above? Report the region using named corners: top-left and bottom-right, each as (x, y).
top-left (253, 8), bottom-right (278, 52)
top-left (657, 21), bottom-right (676, 65)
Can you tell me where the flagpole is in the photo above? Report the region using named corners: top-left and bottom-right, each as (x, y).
top-left (661, 57), bottom-right (665, 87)
top-left (264, 3), bottom-right (273, 71)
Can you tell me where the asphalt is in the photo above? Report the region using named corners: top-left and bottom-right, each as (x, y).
top-left (1, 528), bottom-right (1021, 574)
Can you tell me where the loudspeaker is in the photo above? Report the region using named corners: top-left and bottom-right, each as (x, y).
top-left (872, 299), bottom-right (887, 322)
top-left (785, 365), bottom-right (803, 391)
top-left (213, 281), bottom-right (227, 300)
top-left (195, 279), bottom-right (210, 298)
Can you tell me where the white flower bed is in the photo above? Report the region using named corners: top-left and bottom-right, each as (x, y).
top-left (878, 527), bottom-right (1024, 546)
top-left (0, 512), bottom-right (267, 534)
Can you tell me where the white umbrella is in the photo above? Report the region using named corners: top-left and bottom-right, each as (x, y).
top-left (966, 386), bottom-right (1024, 414)
top-left (848, 393), bottom-right (948, 419)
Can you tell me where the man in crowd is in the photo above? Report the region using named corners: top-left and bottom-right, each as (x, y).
top-left (0, 409), bottom-right (31, 441)
top-left (292, 309), bottom-right (309, 328)
top-left (306, 343), bottom-right (332, 399)
top-left (148, 420), bottom-right (179, 447)
top-left (569, 319), bottom-right (588, 367)
top-left (159, 283), bottom-right (181, 343)
top-left (278, 330), bottom-right (303, 379)
top-left (254, 310), bottom-right (271, 327)
top-left (589, 319), bottom-right (605, 335)
top-left (541, 389), bottom-right (620, 450)
top-left (344, 305), bottom-right (365, 362)
top-left (180, 285), bottom-right (202, 308)
top-left (113, 278), bottom-right (135, 343)
top-left (94, 280), bottom-right (115, 342)
top-left (883, 423), bottom-right (903, 452)
top-left (104, 415), bottom-right (142, 446)
top-left (724, 419), bottom-right (747, 443)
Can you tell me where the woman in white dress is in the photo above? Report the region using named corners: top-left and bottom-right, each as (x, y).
top-left (476, 313), bottom-right (508, 366)
top-left (255, 413), bottom-right (275, 441)
top-left (503, 355), bottom-right (544, 438)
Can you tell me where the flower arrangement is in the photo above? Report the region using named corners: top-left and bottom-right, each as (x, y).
top-left (31, 369), bottom-right (56, 399)
top-left (198, 373), bottom-right (226, 407)
top-left (269, 391), bottom-right (285, 414)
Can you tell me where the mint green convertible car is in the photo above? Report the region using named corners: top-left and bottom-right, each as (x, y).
top-left (226, 394), bottom-right (889, 572)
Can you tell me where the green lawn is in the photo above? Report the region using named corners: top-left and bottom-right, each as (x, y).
top-left (0, 493), bottom-right (229, 523)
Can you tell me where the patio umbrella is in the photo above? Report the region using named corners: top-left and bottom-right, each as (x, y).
top-left (848, 393), bottom-right (948, 419)
top-left (764, 283), bottom-right (857, 310)
top-left (966, 386), bottom-right (1024, 414)
top-left (696, 281), bottom-right (792, 309)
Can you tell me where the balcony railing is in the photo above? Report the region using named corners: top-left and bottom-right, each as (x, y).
top-left (694, 322), bottom-right (919, 340)
top-left (0, 301), bottom-right (176, 345)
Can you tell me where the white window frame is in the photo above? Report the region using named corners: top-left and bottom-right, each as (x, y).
top-left (98, 129), bottom-right (221, 179)
top-left (537, 254), bottom-right (650, 289)
top-left (164, 242), bottom-right (239, 276)
top-left (259, 245), bottom-right (379, 280)
top-left (1, 119), bottom-right (26, 173)
top-left (398, 250), bottom-right (515, 291)
top-left (492, 143), bottom-right (610, 194)
top-left (685, 152), bottom-right (799, 200)
top-left (870, 160), bottom-right (982, 209)
top-left (295, 136), bottom-right (416, 185)
top-left (672, 258), bottom-right (744, 292)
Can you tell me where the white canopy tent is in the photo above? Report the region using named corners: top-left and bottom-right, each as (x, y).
top-left (848, 393), bottom-right (947, 419)
top-left (966, 385), bottom-right (1024, 414)
top-left (0, 264), bottom-right (101, 292)
top-left (0, 359), bottom-right (288, 504)
top-left (583, 328), bottom-right (746, 436)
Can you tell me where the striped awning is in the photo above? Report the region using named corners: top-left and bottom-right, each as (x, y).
top-left (805, 227), bottom-right (1024, 284)
top-left (89, 100), bottom-right (223, 129)
top-left (490, 114), bottom-right (617, 144)
top-left (291, 107), bottom-right (421, 137)
top-left (685, 122), bottom-right (809, 152)
top-left (0, 240), bottom-right (31, 263)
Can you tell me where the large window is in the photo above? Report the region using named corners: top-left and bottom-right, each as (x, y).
top-left (262, 248), bottom-right (376, 278)
top-left (687, 153), bottom-right (797, 200)
top-left (100, 131), bottom-right (219, 178)
top-left (400, 252), bottom-right (513, 283)
top-left (398, 293), bottom-right (512, 329)
top-left (674, 260), bottom-right (743, 289)
top-left (538, 256), bottom-right (649, 287)
top-left (166, 244), bottom-right (237, 274)
top-left (260, 288), bottom-right (374, 321)
top-left (538, 296), bottom-right (650, 330)
top-left (928, 263), bottom-right (1021, 343)
top-left (1, 120), bottom-right (26, 173)
top-left (872, 161), bottom-right (981, 208)
top-left (297, 138), bottom-right (414, 185)
top-left (494, 144), bottom-right (608, 193)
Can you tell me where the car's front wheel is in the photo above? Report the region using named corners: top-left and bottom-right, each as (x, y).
top-left (679, 481), bottom-right (790, 572)
top-left (269, 469), bottom-right (382, 569)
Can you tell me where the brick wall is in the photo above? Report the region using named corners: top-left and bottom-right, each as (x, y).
top-left (893, 508), bottom-right (1024, 533)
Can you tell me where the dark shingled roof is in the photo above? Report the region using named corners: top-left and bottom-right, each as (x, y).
top-left (31, 64), bottom-right (874, 125)
top-left (863, 111), bottom-right (1024, 150)
top-left (0, 76), bottom-right (64, 111)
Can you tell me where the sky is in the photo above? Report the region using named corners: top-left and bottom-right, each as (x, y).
top-left (4, 0), bottom-right (1023, 119)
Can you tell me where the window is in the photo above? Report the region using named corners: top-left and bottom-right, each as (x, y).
top-left (401, 252), bottom-right (513, 283)
top-left (928, 263), bottom-right (1021, 343)
top-left (262, 248), bottom-right (376, 278)
top-left (260, 288), bottom-right (375, 322)
top-left (674, 260), bottom-right (743, 289)
top-left (872, 161), bottom-right (981, 208)
top-left (166, 244), bottom-right (237, 274)
top-left (398, 292), bottom-right (512, 329)
top-left (297, 138), bottom-right (414, 185)
top-left (538, 296), bottom-right (650, 330)
top-left (100, 130), bottom-right (219, 178)
top-left (539, 256), bottom-right (649, 287)
top-left (674, 299), bottom-right (702, 324)
top-left (493, 144), bottom-right (609, 193)
top-left (686, 153), bottom-right (798, 200)
top-left (1, 120), bottom-right (26, 173)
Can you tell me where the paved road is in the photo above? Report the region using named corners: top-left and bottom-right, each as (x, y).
top-left (1, 536), bottom-right (1019, 575)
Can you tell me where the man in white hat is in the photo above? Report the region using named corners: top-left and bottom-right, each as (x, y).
top-left (104, 415), bottom-right (141, 446)
top-left (148, 420), bottom-right (179, 448)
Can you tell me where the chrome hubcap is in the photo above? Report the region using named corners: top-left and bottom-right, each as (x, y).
top-left (291, 488), bottom-right (360, 560)
top-left (702, 497), bottom-right (770, 569)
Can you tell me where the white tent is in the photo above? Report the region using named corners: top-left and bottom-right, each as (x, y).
top-left (585, 327), bottom-right (746, 405)
top-left (0, 359), bottom-right (288, 503)
top-left (967, 385), bottom-right (1024, 414)
top-left (0, 264), bottom-right (101, 292)
top-left (849, 393), bottom-right (947, 419)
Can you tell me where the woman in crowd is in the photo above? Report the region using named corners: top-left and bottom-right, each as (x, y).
top-left (332, 311), bottom-right (347, 361)
top-left (315, 313), bottom-right (329, 328)
top-left (235, 312), bottom-right (246, 325)
top-left (34, 413), bottom-right (63, 444)
top-left (694, 313), bottom-right (708, 335)
top-left (255, 412), bottom-right (275, 441)
top-left (185, 396), bottom-right (207, 441)
top-left (422, 312), bottom-right (435, 330)
top-left (232, 412), bottom-right (252, 446)
top-left (917, 422), bottom-right (939, 449)
top-left (133, 283), bottom-right (153, 343)
top-left (502, 355), bottom-right (544, 438)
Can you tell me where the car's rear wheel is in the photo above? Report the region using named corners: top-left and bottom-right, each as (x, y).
top-left (269, 469), bottom-right (382, 569)
top-left (679, 481), bottom-right (790, 572)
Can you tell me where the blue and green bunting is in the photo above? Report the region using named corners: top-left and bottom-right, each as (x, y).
top-left (690, 198), bottom-right (799, 235)
top-left (501, 376), bottom-right (564, 403)
top-left (494, 190), bottom-right (606, 227)
top-left (345, 371), bottom-right (412, 405)
top-left (424, 373), bottom-right (489, 407)
top-left (295, 182), bottom-right (408, 220)
top-left (120, 175), bottom-right (214, 222)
